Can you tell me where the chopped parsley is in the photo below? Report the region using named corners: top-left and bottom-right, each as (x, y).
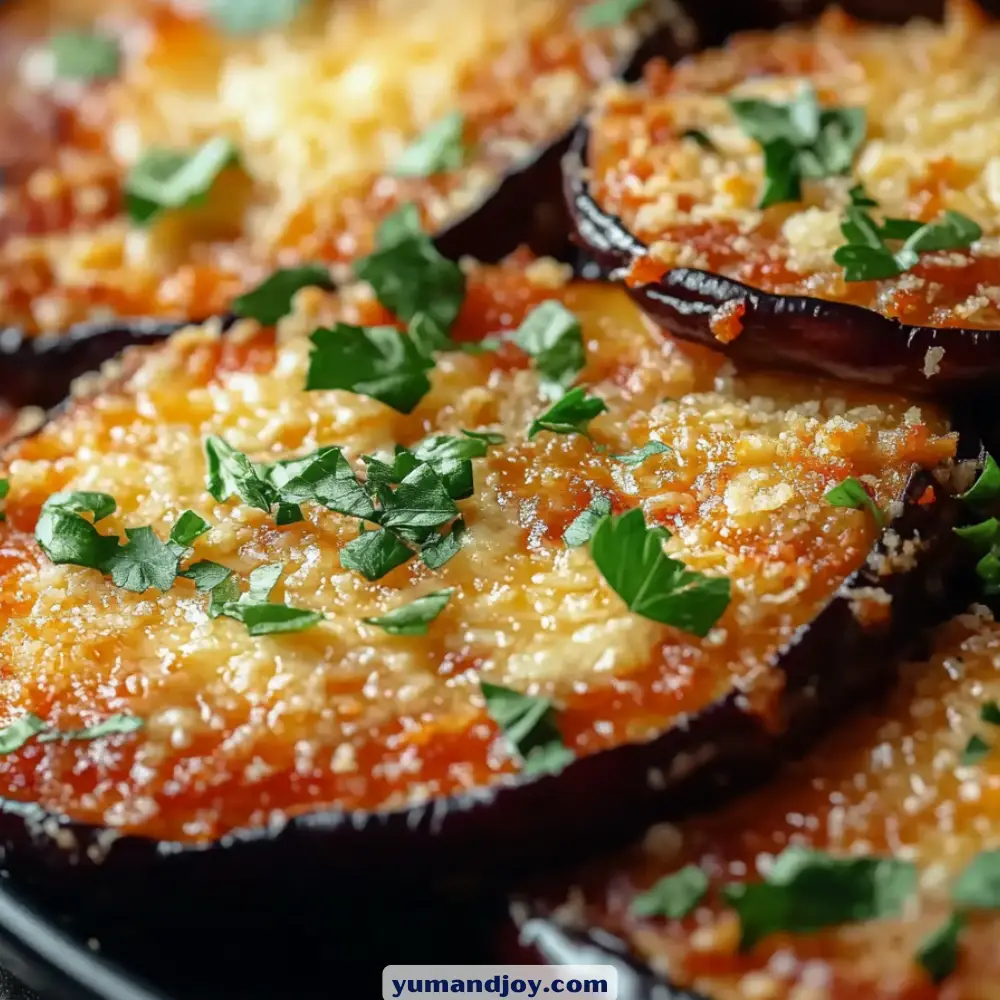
top-left (170, 510), bottom-right (211, 546)
top-left (50, 31), bottom-right (120, 81)
top-left (125, 137), bottom-right (240, 225)
top-left (952, 849), bottom-right (1000, 908)
top-left (917, 914), bottom-right (963, 983)
top-left (848, 183), bottom-right (877, 207)
top-left (590, 508), bottom-right (730, 637)
top-left (728, 86), bottom-right (865, 208)
top-left (514, 301), bottom-right (586, 401)
top-left (579, 0), bottom-right (645, 28)
top-left (631, 865), bottom-right (709, 920)
top-left (825, 476), bottom-right (884, 526)
top-left (180, 560), bottom-right (233, 592)
top-left (961, 733), bottom-right (991, 765)
top-left (339, 526), bottom-right (414, 581)
top-left (211, 562), bottom-right (322, 636)
top-left (528, 387), bottom-right (608, 440)
top-left (0, 478), bottom-right (8, 522)
top-left (394, 112), bottom-right (467, 177)
top-left (613, 441), bottom-right (671, 467)
top-left (363, 588), bottom-right (454, 636)
top-left (480, 682), bottom-right (574, 777)
top-left (563, 494), bottom-right (612, 548)
top-left (378, 464), bottom-right (458, 531)
top-left (306, 324), bottom-right (434, 414)
top-left (204, 436), bottom-right (276, 513)
top-left (0, 713), bottom-right (142, 755)
top-left (982, 701), bottom-right (1000, 726)
top-left (834, 207), bottom-right (982, 282)
top-left (723, 847), bottom-right (917, 950)
top-left (233, 265), bottom-right (334, 325)
top-left (207, 0), bottom-right (305, 34)
top-left (420, 518), bottom-right (466, 570)
top-left (35, 492), bottom-right (122, 573)
top-left (0, 715), bottom-right (46, 755)
top-left (105, 526), bottom-right (186, 594)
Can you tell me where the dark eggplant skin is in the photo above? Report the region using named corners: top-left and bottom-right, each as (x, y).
top-left (0, 463), bottom-right (974, 903)
top-left (564, 128), bottom-right (1000, 398)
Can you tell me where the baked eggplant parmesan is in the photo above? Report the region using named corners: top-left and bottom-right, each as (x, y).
top-left (0, 243), bottom-right (967, 874)
top-left (571, 1), bottom-right (1000, 394)
top-left (0, 0), bottom-right (684, 339)
top-left (514, 601), bottom-right (1000, 999)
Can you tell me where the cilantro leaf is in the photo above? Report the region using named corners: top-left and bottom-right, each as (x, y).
top-left (631, 866), bottom-right (709, 919)
top-left (207, 0), bottom-right (305, 34)
top-left (394, 112), bottom-right (467, 177)
top-left (917, 914), bottom-right (963, 983)
top-left (722, 847), bottom-right (917, 950)
top-left (480, 682), bottom-right (574, 777)
top-left (306, 323), bottom-right (434, 414)
top-left (0, 715), bottom-right (46, 755)
top-left (613, 441), bottom-right (671, 467)
top-left (363, 588), bottom-right (453, 636)
top-left (825, 476), bottom-right (884, 526)
top-left (233, 265), bottom-right (333, 325)
top-left (38, 714), bottom-right (144, 743)
top-left (180, 560), bottom-right (233, 592)
top-left (105, 526), bottom-right (185, 593)
top-left (579, 0), bottom-right (645, 28)
top-left (960, 455), bottom-right (1000, 508)
top-left (514, 301), bottom-right (586, 401)
top-left (528, 387), bottom-right (608, 439)
top-left (50, 31), bottom-right (120, 81)
top-left (420, 518), bottom-right (466, 569)
top-left (563, 494), bottom-right (612, 548)
top-left (204, 436), bottom-right (275, 512)
top-left (125, 137), bottom-right (239, 225)
top-left (590, 508), bottom-right (730, 637)
top-left (952, 849), bottom-right (1000, 908)
top-left (961, 734), bottom-right (991, 765)
top-left (340, 527), bottom-right (414, 581)
top-left (170, 510), bottom-right (211, 547)
top-left (35, 492), bottom-right (120, 570)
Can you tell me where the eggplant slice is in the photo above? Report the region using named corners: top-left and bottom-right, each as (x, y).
top-left (511, 596), bottom-right (1000, 998)
top-left (0, 258), bottom-right (972, 889)
top-left (0, 0), bottom-right (691, 339)
top-left (569, 2), bottom-right (1000, 396)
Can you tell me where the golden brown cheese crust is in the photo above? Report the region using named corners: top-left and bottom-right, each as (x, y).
top-left (562, 607), bottom-right (1000, 1000)
top-left (0, 262), bottom-right (955, 842)
top-left (0, 0), bottom-right (654, 334)
top-left (590, 1), bottom-right (1000, 328)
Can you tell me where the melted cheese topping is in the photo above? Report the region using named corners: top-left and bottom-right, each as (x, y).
top-left (0, 0), bottom-right (654, 333)
top-left (569, 606), bottom-right (1000, 1000)
top-left (591, 1), bottom-right (1000, 327)
top-left (0, 264), bottom-right (954, 842)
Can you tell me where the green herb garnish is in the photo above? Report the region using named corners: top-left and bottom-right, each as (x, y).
top-left (953, 849), bottom-right (1000, 908)
top-left (723, 847), bottom-right (917, 950)
top-left (35, 492), bottom-right (121, 572)
top-left (233, 265), bottom-right (334, 325)
top-left (613, 441), bottom-right (671, 467)
top-left (480, 682), bottom-right (573, 777)
top-left (579, 0), bottom-right (645, 28)
top-left (125, 137), bottom-right (240, 225)
top-left (50, 31), bottom-right (120, 81)
top-left (420, 518), bottom-right (466, 570)
top-left (180, 560), bottom-right (233, 592)
top-left (379, 464), bottom-right (459, 531)
top-left (631, 866), bottom-right (709, 920)
top-left (394, 112), bottom-right (467, 177)
top-left (528, 387), bottom-right (608, 440)
top-left (515, 301), bottom-right (586, 401)
top-left (590, 508), bottom-right (729, 636)
top-left (211, 562), bottom-right (322, 636)
top-left (982, 701), bottom-right (1000, 726)
top-left (848, 183), bottom-right (877, 207)
top-left (917, 913), bottom-right (963, 983)
top-left (961, 734), bottom-right (991, 765)
top-left (681, 129), bottom-right (716, 151)
top-left (363, 588), bottom-right (453, 636)
top-left (207, 0), bottom-right (305, 34)
top-left (0, 713), bottom-right (143, 754)
top-left (563, 494), bottom-right (612, 548)
top-left (0, 715), bottom-right (46, 755)
top-left (729, 86), bottom-right (865, 208)
top-left (170, 510), bottom-right (211, 546)
top-left (825, 475), bottom-right (884, 526)
top-left (105, 526), bottom-right (186, 594)
top-left (0, 479), bottom-right (8, 522)
top-left (340, 526), bottom-right (415, 581)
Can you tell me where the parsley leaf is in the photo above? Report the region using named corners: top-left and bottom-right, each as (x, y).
top-left (480, 682), bottom-right (574, 777)
top-left (213, 562), bottom-right (322, 636)
top-left (952, 849), bottom-right (1000, 908)
top-left (380, 464), bottom-right (458, 530)
top-left (848, 183), bottom-right (877, 207)
top-left (394, 112), bottom-right (467, 177)
top-left (170, 510), bottom-right (211, 547)
top-left (982, 701), bottom-right (1000, 726)
top-left (207, 0), bottom-right (305, 34)
top-left (355, 214), bottom-right (465, 334)
top-left (269, 446), bottom-right (376, 520)
top-left (0, 715), bottom-right (46, 754)
top-left (723, 847), bottom-right (917, 950)
top-left (420, 518), bottom-right (466, 569)
top-left (579, 0), bottom-right (645, 28)
top-left (363, 588), bottom-right (453, 636)
top-left (204, 436), bottom-right (275, 512)
top-left (961, 734), bottom-right (991, 765)
top-left (563, 494), bottom-right (612, 548)
top-left (375, 203), bottom-right (424, 249)
top-left (38, 714), bottom-right (144, 743)
top-left (233, 265), bottom-right (333, 325)
top-left (50, 31), bottom-right (120, 81)
top-left (105, 526), bottom-right (185, 593)
top-left (961, 455), bottom-right (1000, 507)
top-left (125, 137), bottom-right (239, 225)
top-left (306, 323), bottom-right (434, 414)
top-left (181, 560), bottom-right (233, 592)
top-left (462, 429), bottom-right (505, 445)
top-left (35, 492), bottom-right (120, 570)
top-left (825, 476), bottom-right (884, 526)
top-left (917, 914), bottom-right (963, 983)
top-left (631, 866), bottom-right (709, 919)
top-left (729, 87), bottom-right (865, 208)
top-left (340, 526), bottom-right (414, 581)
top-left (613, 441), bottom-right (671, 467)
top-left (515, 301), bottom-right (586, 401)
top-left (528, 387), bottom-right (608, 439)
top-left (0, 479), bottom-right (8, 522)
top-left (590, 508), bottom-right (730, 637)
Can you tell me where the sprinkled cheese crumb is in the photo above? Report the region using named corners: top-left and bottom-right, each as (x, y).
top-left (923, 346), bottom-right (946, 378)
